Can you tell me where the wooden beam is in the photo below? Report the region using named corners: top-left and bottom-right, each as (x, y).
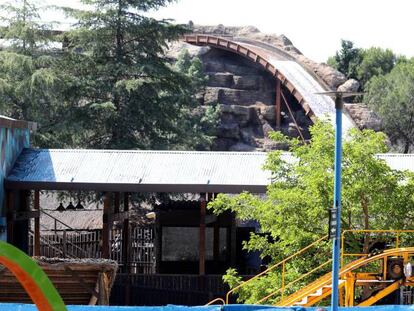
top-left (13, 210), bottom-right (40, 220)
top-left (122, 193), bottom-right (130, 273)
top-left (230, 213), bottom-right (237, 267)
top-left (276, 78), bottom-right (281, 128)
top-left (34, 190), bottom-right (40, 256)
top-left (6, 190), bottom-right (14, 244)
top-left (213, 216), bottom-right (220, 262)
top-left (281, 90), bottom-right (306, 144)
top-left (114, 192), bottom-right (120, 214)
top-left (102, 192), bottom-right (111, 259)
top-left (199, 196), bottom-right (206, 275)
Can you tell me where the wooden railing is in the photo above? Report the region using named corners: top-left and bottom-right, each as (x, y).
top-left (29, 221), bottom-right (156, 273)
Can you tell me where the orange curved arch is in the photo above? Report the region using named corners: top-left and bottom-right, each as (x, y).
top-left (183, 34), bottom-right (317, 120)
top-left (0, 256), bottom-right (54, 311)
top-left (0, 241), bottom-right (67, 311)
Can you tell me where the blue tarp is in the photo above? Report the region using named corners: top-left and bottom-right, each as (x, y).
top-left (1, 305), bottom-right (414, 311)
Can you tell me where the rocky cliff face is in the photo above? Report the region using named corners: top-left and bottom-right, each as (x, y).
top-left (201, 48), bottom-right (312, 151)
top-left (167, 25), bottom-right (382, 151)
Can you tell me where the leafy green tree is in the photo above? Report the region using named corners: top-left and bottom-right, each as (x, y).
top-left (365, 59), bottom-right (414, 153)
top-left (208, 122), bottom-right (414, 303)
top-left (356, 47), bottom-right (396, 87)
top-left (59, 0), bottom-right (212, 150)
top-left (0, 0), bottom-right (82, 147)
top-left (327, 40), bottom-right (362, 80)
top-left (328, 41), bottom-right (398, 91)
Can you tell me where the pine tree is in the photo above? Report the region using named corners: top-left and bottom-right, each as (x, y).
top-left (0, 0), bottom-right (81, 147)
top-left (61, 0), bottom-right (212, 149)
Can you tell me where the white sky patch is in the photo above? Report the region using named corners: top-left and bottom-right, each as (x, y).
top-left (2, 0), bottom-right (413, 63)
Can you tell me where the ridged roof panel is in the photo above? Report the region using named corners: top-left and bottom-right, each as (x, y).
top-left (6, 149), bottom-right (276, 193)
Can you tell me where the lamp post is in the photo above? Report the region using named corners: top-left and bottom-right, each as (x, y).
top-left (316, 91), bottom-right (362, 311)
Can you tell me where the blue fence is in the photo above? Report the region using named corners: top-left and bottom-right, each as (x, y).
top-left (2, 305), bottom-right (414, 311)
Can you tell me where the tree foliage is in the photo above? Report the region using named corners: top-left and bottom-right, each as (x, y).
top-left (327, 40), bottom-right (362, 81)
top-left (58, 0), bottom-right (214, 149)
top-left (357, 47), bottom-right (396, 87)
top-left (0, 0), bottom-right (216, 150)
top-left (328, 40), bottom-right (397, 90)
top-left (208, 122), bottom-right (414, 303)
top-left (365, 59), bottom-right (414, 153)
top-left (0, 0), bottom-right (82, 147)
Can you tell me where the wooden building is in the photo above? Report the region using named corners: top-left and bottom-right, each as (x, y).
top-left (2, 147), bottom-right (276, 305)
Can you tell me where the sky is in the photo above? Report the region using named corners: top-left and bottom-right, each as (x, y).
top-left (8, 0), bottom-right (414, 63)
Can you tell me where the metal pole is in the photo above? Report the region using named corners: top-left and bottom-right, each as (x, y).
top-left (331, 95), bottom-right (343, 311)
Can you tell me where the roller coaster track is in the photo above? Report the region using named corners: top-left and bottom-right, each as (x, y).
top-left (184, 34), bottom-right (356, 134)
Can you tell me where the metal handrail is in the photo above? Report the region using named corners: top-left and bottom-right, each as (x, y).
top-left (341, 229), bottom-right (414, 266)
top-left (221, 230), bottom-right (414, 306)
top-left (225, 234), bottom-right (329, 303)
top-left (205, 298), bottom-right (225, 306)
top-left (40, 209), bottom-right (85, 234)
top-left (256, 259), bottom-right (333, 304)
top-left (279, 247), bottom-right (414, 307)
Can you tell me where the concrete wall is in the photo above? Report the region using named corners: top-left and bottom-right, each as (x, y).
top-left (0, 117), bottom-right (32, 240)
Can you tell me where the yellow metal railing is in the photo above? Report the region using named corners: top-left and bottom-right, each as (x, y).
top-left (341, 229), bottom-right (414, 266)
top-left (225, 234), bottom-right (329, 304)
top-left (218, 229), bottom-right (414, 306)
top-left (256, 259), bottom-right (332, 305)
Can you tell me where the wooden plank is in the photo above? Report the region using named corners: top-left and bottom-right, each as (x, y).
top-left (34, 190), bottom-right (40, 256)
top-left (64, 266), bottom-right (99, 298)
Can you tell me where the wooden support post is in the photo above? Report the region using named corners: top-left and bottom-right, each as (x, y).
top-left (213, 216), bottom-right (220, 262)
top-left (230, 213), bottom-right (237, 267)
top-left (6, 190), bottom-right (14, 244)
top-left (62, 230), bottom-right (67, 258)
top-left (34, 190), bottom-right (40, 256)
top-left (102, 192), bottom-right (111, 259)
top-left (199, 195), bottom-right (206, 275)
top-left (276, 78), bottom-right (281, 128)
top-left (122, 193), bottom-right (130, 273)
top-left (114, 192), bottom-right (120, 214)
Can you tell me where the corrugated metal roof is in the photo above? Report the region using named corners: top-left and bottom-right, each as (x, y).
top-left (6, 149), bottom-right (278, 193)
top-left (6, 150), bottom-right (414, 193)
top-left (376, 154), bottom-right (414, 172)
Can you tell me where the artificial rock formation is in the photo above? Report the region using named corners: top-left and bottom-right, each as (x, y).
top-left (168, 25), bottom-right (381, 151)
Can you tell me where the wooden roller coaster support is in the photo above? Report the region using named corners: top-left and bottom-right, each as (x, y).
top-left (275, 79), bottom-right (281, 128)
top-left (280, 90), bottom-right (306, 144)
